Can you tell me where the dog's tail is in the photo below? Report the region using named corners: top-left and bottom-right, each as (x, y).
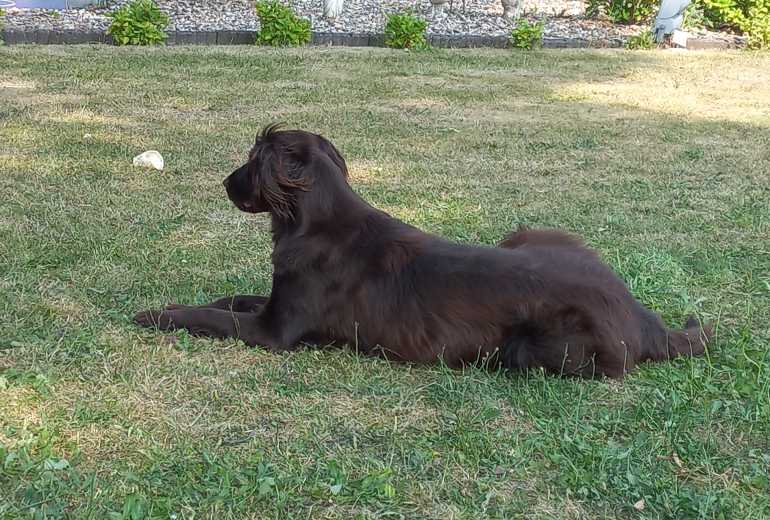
top-left (653, 315), bottom-right (712, 361)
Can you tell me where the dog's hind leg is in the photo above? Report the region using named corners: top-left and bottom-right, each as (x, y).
top-left (501, 331), bottom-right (625, 379)
top-left (642, 315), bottom-right (712, 362)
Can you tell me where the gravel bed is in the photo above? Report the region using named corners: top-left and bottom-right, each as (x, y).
top-left (1, 0), bottom-right (745, 46)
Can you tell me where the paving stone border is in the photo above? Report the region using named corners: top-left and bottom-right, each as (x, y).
top-left (1, 28), bottom-right (744, 49)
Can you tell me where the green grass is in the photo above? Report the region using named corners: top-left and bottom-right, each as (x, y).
top-left (1, 45), bottom-right (769, 519)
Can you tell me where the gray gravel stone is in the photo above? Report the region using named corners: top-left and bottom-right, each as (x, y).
top-left (2, 0), bottom-right (747, 47)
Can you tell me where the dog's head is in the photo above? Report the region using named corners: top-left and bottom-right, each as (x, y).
top-left (223, 124), bottom-right (349, 220)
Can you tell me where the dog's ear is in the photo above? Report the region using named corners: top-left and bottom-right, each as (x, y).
top-left (319, 137), bottom-right (349, 178)
top-left (252, 143), bottom-right (308, 220)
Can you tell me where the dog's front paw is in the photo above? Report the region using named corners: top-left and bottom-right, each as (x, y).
top-left (133, 309), bottom-right (175, 329)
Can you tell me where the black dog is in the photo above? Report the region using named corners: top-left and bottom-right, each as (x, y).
top-left (135, 125), bottom-right (711, 378)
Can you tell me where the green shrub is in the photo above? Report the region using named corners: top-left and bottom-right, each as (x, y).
top-left (696, 0), bottom-right (770, 48)
top-left (255, 1), bottom-right (311, 47)
top-left (626, 29), bottom-right (656, 48)
top-left (744, 2), bottom-right (770, 48)
top-left (683, 2), bottom-right (708, 29)
top-left (0, 8), bottom-right (5, 45)
top-left (107, 0), bottom-right (169, 46)
top-left (384, 11), bottom-right (429, 49)
top-left (509, 19), bottom-right (545, 49)
top-left (586, 0), bottom-right (658, 23)
top-left (587, 0), bottom-right (769, 46)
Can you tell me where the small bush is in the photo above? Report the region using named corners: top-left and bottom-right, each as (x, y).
top-left (683, 2), bottom-right (708, 29)
top-left (744, 4), bottom-right (770, 48)
top-left (255, 1), bottom-right (311, 47)
top-left (625, 29), bottom-right (656, 48)
top-left (107, 0), bottom-right (169, 46)
top-left (1, 8), bottom-right (5, 45)
top-left (384, 11), bottom-right (429, 49)
top-left (509, 19), bottom-right (545, 49)
top-left (696, 0), bottom-right (770, 48)
top-left (586, 0), bottom-right (658, 24)
top-left (589, 0), bottom-right (769, 46)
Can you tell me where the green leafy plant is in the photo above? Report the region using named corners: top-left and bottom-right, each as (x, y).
top-left (254, 1), bottom-right (311, 46)
top-left (1, 8), bottom-right (5, 45)
top-left (626, 29), bottom-right (656, 48)
top-left (384, 11), bottom-right (429, 49)
top-left (683, 2), bottom-right (708, 29)
top-left (586, 0), bottom-right (658, 23)
top-left (696, 0), bottom-right (770, 48)
top-left (509, 18), bottom-right (545, 49)
top-left (107, 0), bottom-right (169, 46)
top-left (588, 0), bottom-right (769, 46)
top-left (744, 2), bottom-right (770, 48)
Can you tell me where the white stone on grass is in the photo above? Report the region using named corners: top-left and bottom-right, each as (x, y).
top-left (132, 150), bottom-right (164, 171)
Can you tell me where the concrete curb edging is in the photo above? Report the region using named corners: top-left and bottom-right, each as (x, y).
top-left (1, 28), bottom-right (624, 47)
top-left (1, 28), bottom-right (744, 49)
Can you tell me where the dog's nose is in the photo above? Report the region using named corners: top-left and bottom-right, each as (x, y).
top-left (222, 178), bottom-right (229, 189)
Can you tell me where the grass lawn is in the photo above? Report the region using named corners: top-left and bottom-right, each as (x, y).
top-left (1, 45), bottom-right (769, 519)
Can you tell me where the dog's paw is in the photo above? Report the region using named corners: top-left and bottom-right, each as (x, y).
top-left (133, 309), bottom-right (174, 329)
